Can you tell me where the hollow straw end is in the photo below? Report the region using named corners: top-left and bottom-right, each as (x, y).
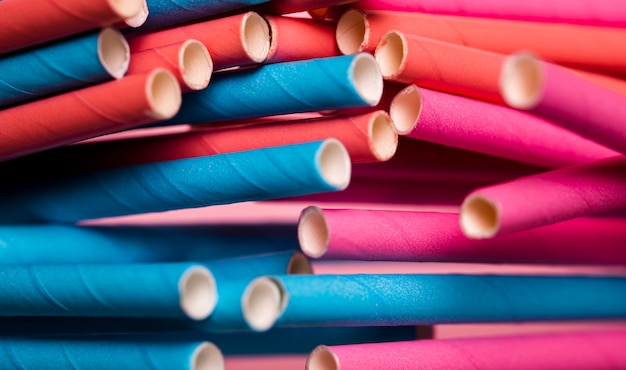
top-left (99, 27), bottom-right (130, 79)
top-left (374, 31), bottom-right (407, 81)
top-left (243, 12), bottom-right (271, 63)
top-left (146, 68), bottom-right (183, 120)
top-left (499, 53), bottom-right (544, 110)
top-left (336, 8), bottom-right (368, 55)
top-left (351, 53), bottom-right (384, 106)
top-left (459, 194), bottom-right (502, 239)
top-left (242, 276), bottom-right (287, 332)
top-left (288, 252), bottom-right (314, 274)
top-left (389, 84), bottom-right (421, 135)
top-left (298, 206), bottom-right (330, 259)
top-left (179, 266), bottom-right (217, 321)
top-left (192, 342), bottom-right (225, 370)
top-left (179, 39), bottom-right (213, 91)
top-left (306, 345), bottom-right (340, 370)
top-left (316, 139), bottom-right (352, 191)
top-left (369, 110), bottom-right (398, 161)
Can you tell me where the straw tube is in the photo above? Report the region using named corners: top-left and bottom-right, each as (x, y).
top-left (0, 139), bottom-right (351, 223)
top-left (298, 207), bottom-right (626, 265)
top-left (460, 155), bottom-right (626, 239)
top-left (127, 12), bottom-right (270, 70)
top-left (0, 27), bottom-right (129, 108)
top-left (306, 331), bottom-right (626, 370)
top-left (375, 31), bottom-right (505, 104)
top-left (0, 68), bottom-right (181, 162)
top-left (0, 263), bottom-right (216, 319)
top-left (500, 53), bottom-right (626, 156)
top-left (263, 274), bottom-right (626, 328)
top-left (162, 53), bottom-right (383, 125)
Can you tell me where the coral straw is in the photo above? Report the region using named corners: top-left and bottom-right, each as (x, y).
top-left (299, 207), bottom-right (626, 265)
top-left (500, 53), bottom-right (626, 156)
top-left (307, 331), bottom-right (626, 370)
top-left (0, 27), bottom-right (129, 108)
top-left (0, 69), bottom-right (181, 162)
top-left (128, 39), bottom-right (213, 92)
top-left (0, 0), bottom-right (143, 55)
top-left (127, 12), bottom-right (271, 71)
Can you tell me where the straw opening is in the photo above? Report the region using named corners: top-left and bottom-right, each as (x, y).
top-left (317, 139), bottom-right (351, 190)
top-left (242, 277), bottom-right (285, 332)
top-left (146, 69), bottom-right (182, 120)
top-left (351, 53), bottom-right (384, 106)
top-left (287, 252), bottom-right (314, 274)
top-left (306, 345), bottom-right (340, 370)
top-left (191, 342), bottom-right (225, 370)
top-left (243, 12), bottom-right (271, 63)
top-left (370, 111), bottom-right (398, 161)
top-left (460, 195), bottom-right (501, 239)
top-left (98, 27), bottom-right (130, 79)
top-left (180, 40), bottom-right (213, 91)
top-left (298, 206), bottom-right (330, 259)
top-left (500, 53), bottom-right (544, 110)
top-left (375, 31), bottom-right (405, 79)
top-left (179, 266), bottom-right (217, 321)
top-left (123, 0), bottom-right (148, 28)
top-left (108, 0), bottom-right (143, 19)
top-left (390, 84), bottom-right (421, 134)
top-left (336, 8), bottom-right (367, 54)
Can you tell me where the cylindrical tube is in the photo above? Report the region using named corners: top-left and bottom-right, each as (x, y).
top-left (299, 207), bottom-right (626, 265)
top-left (127, 12), bottom-right (271, 70)
top-left (263, 274), bottom-right (626, 328)
top-left (0, 68), bottom-right (182, 162)
top-left (307, 331), bottom-right (626, 370)
top-left (161, 53), bottom-right (383, 125)
top-left (0, 27), bottom-right (129, 108)
top-left (460, 155), bottom-right (626, 239)
top-left (500, 53), bottom-right (626, 156)
top-left (0, 139), bottom-right (351, 223)
top-left (0, 263), bottom-right (216, 320)
top-left (128, 39), bottom-right (213, 92)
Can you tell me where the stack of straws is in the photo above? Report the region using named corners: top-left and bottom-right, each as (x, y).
top-left (2, 0), bottom-right (626, 368)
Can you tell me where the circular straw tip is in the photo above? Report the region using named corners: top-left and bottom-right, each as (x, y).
top-left (192, 342), bottom-right (225, 370)
top-left (306, 345), bottom-right (340, 370)
top-left (336, 8), bottom-right (367, 55)
top-left (351, 53), bottom-right (384, 106)
top-left (147, 68), bottom-right (182, 120)
top-left (179, 266), bottom-right (217, 321)
top-left (243, 12), bottom-right (271, 63)
top-left (375, 31), bottom-right (405, 80)
top-left (369, 110), bottom-right (398, 161)
top-left (287, 252), bottom-right (314, 274)
top-left (242, 277), bottom-right (286, 332)
top-left (298, 206), bottom-right (330, 259)
top-left (98, 27), bottom-right (130, 79)
top-left (317, 139), bottom-right (352, 190)
top-left (500, 53), bottom-right (544, 110)
top-left (460, 194), bottom-right (501, 239)
top-left (180, 39), bottom-right (213, 91)
top-left (390, 84), bottom-right (421, 135)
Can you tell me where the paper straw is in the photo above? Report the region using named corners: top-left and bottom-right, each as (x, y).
top-left (264, 15), bottom-right (340, 64)
top-left (299, 207), bottom-right (626, 265)
top-left (307, 330), bottom-right (626, 370)
top-left (460, 155), bottom-right (626, 239)
top-left (260, 0), bottom-right (358, 15)
top-left (0, 338), bottom-right (224, 370)
top-left (354, 0), bottom-right (626, 28)
top-left (0, 139), bottom-right (351, 223)
top-left (500, 54), bottom-right (626, 156)
top-left (0, 263), bottom-right (216, 320)
top-left (375, 31), bottom-right (505, 104)
top-left (128, 40), bottom-right (213, 92)
top-left (127, 12), bottom-right (271, 71)
top-left (0, 0), bottom-right (142, 55)
top-left (0, 68), bottom-right (181, 162)
top-left (123, 0), bottom-right (149, 28)
top-left (256, 274), bottom-right (626, 329)
top-left (0, 223), bottom-right (299, 264)
top-left (406, 87), bottom-right (618, 168)
top-left (0, 27), bottom-right (129, 108)
top-left (162, 53), bottom-right (383, 125)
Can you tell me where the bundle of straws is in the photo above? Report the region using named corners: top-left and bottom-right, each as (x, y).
top-left (2, 0), bottom-right (626, 368)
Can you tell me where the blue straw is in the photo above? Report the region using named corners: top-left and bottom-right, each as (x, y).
top-left (0, 28), bottom-right (127, 108)
top-left (263, 274), bottom-right (626, 328)
top-left (0, 139), bottom-right (350, 223)
top-left (159, 53), bottom-right (383, 125)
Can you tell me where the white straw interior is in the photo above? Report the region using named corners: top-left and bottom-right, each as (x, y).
top-left (242, 12), bottom-right (271, 63)
top-left (351, 53), bottom-right (384, 105)
top-left (369, 111), bottom-right (398, 161)
top-left (287, 252), bottom-right (314, 274)
top-left (390, 84), bottom-right (421, 134)
top-left (179, 266), bottom-right (217, 321)
top-left (191, 342), bottom-right (225, 370)
top-left (108, 0), bottom-right (143, 18)
top-left (98, 27), bottom-right (130, 79)
top-left (336, 8), bottom-right (367, 54)
top-left (375, 31), bottom-right (405, 79)
top-left (122, 0), bottom-right (148, 28)
top-left (298, 206), bottom-right (330, 259)
top-left (306, 345), bottom-right (340, 370)
top-left (180, 40), bottom-right (213, 91)
top-left (500, 53), bottom-right (544, 110)
top-left (146, 69), bottom-right (182, 120)
top-left (242, 277), bottom-right (284, 332)
top-left (460, 194), bottom-right (501, 239)
top-left (317, 138), bottom-right (352, 190)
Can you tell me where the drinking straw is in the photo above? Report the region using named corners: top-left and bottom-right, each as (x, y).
top-left (0, 68), bottom-right (181, 162)
top-left (253, 274), bottom-right (626, 329)
top-left (307, 330), bottom-right (626, 370)
top-left (500, 54), bottom-right (626, 156)
top-left (460, 155), bottom-right (626, 239)
top-left (0, 27), bottom-right (129, 108)
top-left (337, 9), bottom-right (626, 76)
top-left (0, 338), bottom-right (224, 370)
top-left (0, 0), bottom-right (143, 55)
top-left (128, 39), bottom-right (213, 92)
top-left (354, 0), bottom-right (626, 28)
top-left (264, 15), bottom-right (340, 64)
top-left (122, 0), bottom-right (149, 28)
top-left (127, 12), bottom-right (271, 71)
top-left (161, 53), bottom-right (383, 125)
top-left (298, 207), bottom-right (626, 265)
top-left (0, 223), bottom-right (299, 264)
top-left (259, 0), bottom-right (358, 15)
top-left (405, 87), bottom-right (618, 168)
top-left (0, 139), bottom-right (351, 223)
top-left (0, 263), bottom-right (216, 320)
top-left (374, 31), bottom-right (505, 104)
